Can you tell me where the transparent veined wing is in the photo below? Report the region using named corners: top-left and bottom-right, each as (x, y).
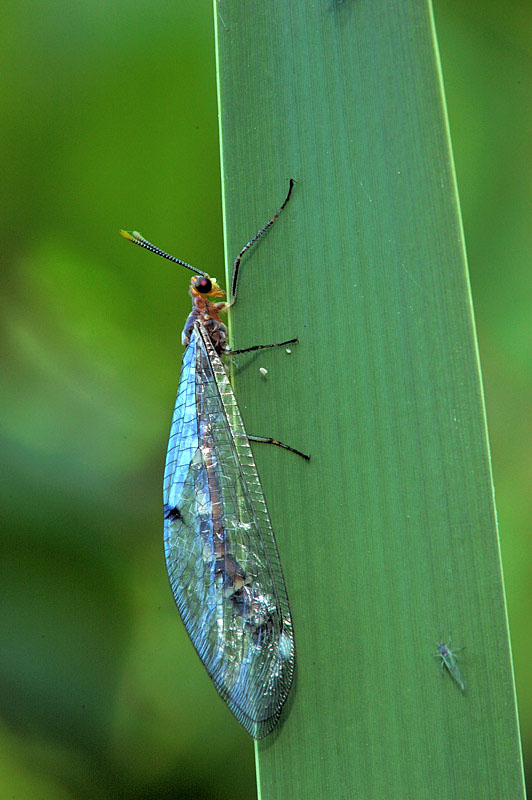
top-left (163, 324), bottom-right (295, 738)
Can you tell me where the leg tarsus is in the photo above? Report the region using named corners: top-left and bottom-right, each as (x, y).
top-left (227, 337), bottom-right (298, 356)
top-left (249, 434), bottom-right (310, 461)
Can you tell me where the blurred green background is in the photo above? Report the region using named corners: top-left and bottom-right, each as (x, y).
top-left (1, 1), bottom-right (530, 797)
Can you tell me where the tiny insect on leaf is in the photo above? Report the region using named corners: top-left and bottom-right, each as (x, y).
top-left (433, 638), bottom-right (467, 693)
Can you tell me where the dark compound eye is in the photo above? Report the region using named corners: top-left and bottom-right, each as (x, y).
top-left (195, 276), bottom-right (212, 294)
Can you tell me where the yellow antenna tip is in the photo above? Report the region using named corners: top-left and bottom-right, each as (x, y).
top-left (120, 229), bottom-right (144, 242)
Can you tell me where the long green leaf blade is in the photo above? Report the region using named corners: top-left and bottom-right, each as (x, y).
top-left (214, 1), bottom-right (526, 797)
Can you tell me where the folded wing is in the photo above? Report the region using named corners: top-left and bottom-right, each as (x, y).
top-left (163, 324), bottom-right (295, 738)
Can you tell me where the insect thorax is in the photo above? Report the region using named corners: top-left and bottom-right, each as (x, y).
top-left (181, 306), bottom-right (228, 353)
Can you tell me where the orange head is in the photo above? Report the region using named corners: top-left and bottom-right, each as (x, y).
top-left (190, 275), bottom-right (225, 298)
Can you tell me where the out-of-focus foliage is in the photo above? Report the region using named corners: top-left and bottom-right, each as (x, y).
top-left (0, 0), bottom-right (529, 797)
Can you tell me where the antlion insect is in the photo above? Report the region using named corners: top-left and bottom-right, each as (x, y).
top-left (433, 637), bottom-right (466, 693)
top-left (120, 180), bottom-right (308, 738)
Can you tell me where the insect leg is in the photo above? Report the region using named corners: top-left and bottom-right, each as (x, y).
top-left (228, 337), bottom-right (298, 355)
top-left (248, 435), bottom-right (310, 461)
top-left (230, 179), bottom-right (296, 303)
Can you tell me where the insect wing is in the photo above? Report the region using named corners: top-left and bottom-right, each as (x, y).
top-left (445, 653), bottom-right (466, 693)
top-left (163, 325), bottom-right (295, 738)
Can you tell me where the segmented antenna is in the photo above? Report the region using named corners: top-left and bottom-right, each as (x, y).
top-left (120, 230), bottom-right (207, 277)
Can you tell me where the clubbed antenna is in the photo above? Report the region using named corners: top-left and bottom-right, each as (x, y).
top-left (120, 230), bottom-right (207, 277)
